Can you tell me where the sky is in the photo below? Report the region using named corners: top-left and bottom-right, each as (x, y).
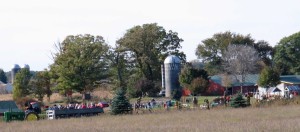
top-left (0, 0), bottom-right (299, 72)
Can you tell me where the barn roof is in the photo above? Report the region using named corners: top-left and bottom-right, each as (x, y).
top-left (280, 75), bottom-right (300, 84)
top-left (210, 74), bottom-right (259, 87)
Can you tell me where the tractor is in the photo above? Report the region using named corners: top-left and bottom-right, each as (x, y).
top-left (24, 102), bottom-right (41, 121)
top-left (3, 101), bottom-right (41, 122)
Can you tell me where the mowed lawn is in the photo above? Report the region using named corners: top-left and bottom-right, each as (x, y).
top-left (2, 105), bottom-right (300, 132)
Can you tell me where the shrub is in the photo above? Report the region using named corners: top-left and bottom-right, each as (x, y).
top-left (230, 93), bottom-right (249, 108)
top-left (172, 87), bottom-right (182, 101)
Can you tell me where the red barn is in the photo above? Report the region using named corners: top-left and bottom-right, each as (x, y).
top-left (206, 74), bottom-right (259, 96)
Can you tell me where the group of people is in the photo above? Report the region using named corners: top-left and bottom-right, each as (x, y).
top-left (134, 97), bottom-right (186, 112)
top-left (48, 102), bottom-right (106, 110)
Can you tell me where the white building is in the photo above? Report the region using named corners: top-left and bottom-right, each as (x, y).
top-left (257, 75), bottom-right (300, 98)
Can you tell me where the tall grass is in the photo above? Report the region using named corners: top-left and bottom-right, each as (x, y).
top-left (1, 105), bottom-right (300, 132)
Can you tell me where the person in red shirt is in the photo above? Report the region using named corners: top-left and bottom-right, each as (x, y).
top-left (81, 103), bottom-right (87, 109)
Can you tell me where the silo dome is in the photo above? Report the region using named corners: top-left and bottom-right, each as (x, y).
top-left (11, 64), bottom-right (21, 84)
top-left (23, 64), bottom-right (30, 69)
top-left (164, 55), bottom-right (181, 64)
top-left (12, 64), bottom-right (21, 69)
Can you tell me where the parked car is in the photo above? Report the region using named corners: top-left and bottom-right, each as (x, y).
top-left (99, 102), bottom-right (109, 108)
top-left (158, 90), bottom-right (165, 97)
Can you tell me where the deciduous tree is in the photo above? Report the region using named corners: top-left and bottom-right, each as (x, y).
top-left (50, 34), bottom-right (110, 95)
top-left (222, 73), bottom-right (232, 95)
top-left (117, 23), bottom-right (185, 81)
top-left (274, 31), bottom-right (300, 75)
top-left (258, 67), bottom-right (280, 87)
top-left (179, 63), bottom-right (209, 95)
top-left (196, 31), bottom-right (273, 75)
top-left (29, 70), bottom-right (52, 102)
top-left (190, 77), bottom-right (209, 95)
top-left (222, 45), bottom-right (259, 93)
top-left (13, 68), bottom-right (31, 100)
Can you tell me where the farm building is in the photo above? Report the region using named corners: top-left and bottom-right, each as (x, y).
top-left (0, 81), bottom-right (13, 94)
top-left (208, 74), bottom-right (259, 95)
top-left (258, 75), bottom-right (300, 98)
top-left (279, 75), bottom-right (300, 97)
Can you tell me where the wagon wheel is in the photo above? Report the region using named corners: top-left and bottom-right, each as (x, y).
top-left (25, 112), bottom-right (39, 121)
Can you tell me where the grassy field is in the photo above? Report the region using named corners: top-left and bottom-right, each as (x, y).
top-left (1, 105), bottom-right (300, 132)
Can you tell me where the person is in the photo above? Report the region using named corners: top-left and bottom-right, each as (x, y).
top-left (89, 102), bottom-right (95, 108)
top-left (290, 93), bottom-right (294, 99)
top-left (82, 103), bottom-right (87, 109)
top-left (193, 97), bottom-right (198, 108)
top-left (26, 103), bottom-right (33, 111)
top-left (75, 103), bottom-right (79, 109)
top-left (166, 100), bottom-right (171, 111)
top-left (151, 98), bottom-right (156, 106)
top-left (204, 99), bottom-right (210, 110)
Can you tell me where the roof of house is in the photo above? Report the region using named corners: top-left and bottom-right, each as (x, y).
top-left (267, 87), bottom-right (281, 93)
top-left (0, 101), bottom-right (21, 113)
top-left (285, 85), bottom-right (300, 91)
top-left (210, 74), bottom-right (259, 87)
top-left (280, 75), bottom-right (300, 84)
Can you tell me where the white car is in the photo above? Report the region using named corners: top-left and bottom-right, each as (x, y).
top-left (158, 90), bottom-right (165, 97)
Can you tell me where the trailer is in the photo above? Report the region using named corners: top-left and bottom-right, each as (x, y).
top-left (46, 108), bottom-right (104, 120)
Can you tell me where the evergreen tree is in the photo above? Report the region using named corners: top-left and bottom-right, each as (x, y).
top-left (230, 93), bottom-right (249, 108)
top-left (172, 87), bottom-right (182, 101)
top-left (111, 88), bottom-right (132, 115)
top-left (0, 69), bottom-right (7, 84)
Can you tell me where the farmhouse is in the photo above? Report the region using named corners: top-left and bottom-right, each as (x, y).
top-left (258, 75), bottom-right (300, 97)
top-left (0, 81), bottom-right (13, 94)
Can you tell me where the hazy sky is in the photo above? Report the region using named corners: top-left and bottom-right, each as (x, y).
top-left (1, 0), bottom-right (299, 72)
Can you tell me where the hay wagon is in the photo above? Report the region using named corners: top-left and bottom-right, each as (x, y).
top-left (46, 107), bottom-right (104, 120)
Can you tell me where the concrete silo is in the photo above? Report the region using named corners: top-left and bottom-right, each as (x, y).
top-left (11, 64), bottom-right (21, 84)
top-left (23, 64), bottom-right (30, 71)
top-left (162, 55), bottom-right (181, 97)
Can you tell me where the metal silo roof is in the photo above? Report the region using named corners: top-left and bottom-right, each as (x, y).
top-left (12, 64), bottom-right (21, 69)
top-left (23, 64), bottom-right (30, 69)
top-left (164, 55), bottom-right (181, 64)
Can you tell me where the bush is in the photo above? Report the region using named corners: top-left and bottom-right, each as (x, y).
top-left (172, 87), bottom-right (182, 101)
top-left (111, 88), bottom-right (132, 115)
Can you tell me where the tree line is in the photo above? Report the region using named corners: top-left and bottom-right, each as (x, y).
top-left (1, 23), bottom-right (299, 101)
